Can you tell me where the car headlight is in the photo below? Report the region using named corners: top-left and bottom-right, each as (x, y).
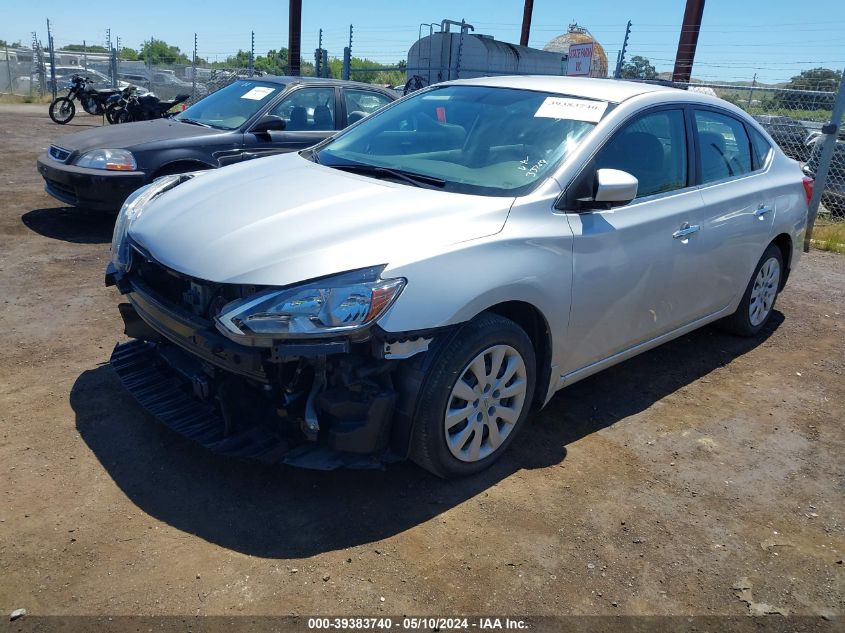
top-left (76, 149), bottom-right (137, 171)
top-left (110, 173), bottom-right (199, 271)
top-left (216, 266), bottom-right (406, 342)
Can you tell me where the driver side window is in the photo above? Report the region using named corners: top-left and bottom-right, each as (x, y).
top-left (269, 87), bottom-right (336, 131)
top-left (594, 109), bottom-right (688, 199)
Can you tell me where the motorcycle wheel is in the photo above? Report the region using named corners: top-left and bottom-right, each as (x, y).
top-left (105, 104), bottom-right (122, 124)
top-left (81, 96), bottom-right (101, 116)
top-left (49, 97), bottom-right (76, 124)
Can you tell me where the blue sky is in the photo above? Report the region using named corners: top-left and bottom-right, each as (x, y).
top-left (4, 0), bottom-right (844, 84)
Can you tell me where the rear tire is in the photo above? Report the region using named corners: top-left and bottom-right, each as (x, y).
top-left (410, 313), bottom-right (536, 478)
top-left (49, 97), bottom-right (75, 124)
top-left (720, 244), bottom-right (784, 337)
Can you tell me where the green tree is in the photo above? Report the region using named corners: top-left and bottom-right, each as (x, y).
top-left (777, 67), bottom-right (842, 110)
top-left (120, 47), bottom-right (139, 61)
top-left (139, 38), bottom-right (191, 65)
top-left (63, 43), bottom-right (108, 53)
top-left (619, 56), bottom-right (657, 80)
top-left (0, 39), bottom-right (23, 48)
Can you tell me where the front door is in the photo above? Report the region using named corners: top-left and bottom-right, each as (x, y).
top-left (242, 86), bottom-right (338, 161)
top-left (562, 107), bottom-right (711, 374)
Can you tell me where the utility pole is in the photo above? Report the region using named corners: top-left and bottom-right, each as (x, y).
top-left (82, 39), bottom-right (87, 71)
top-left (46, 19), bottom-right (56, 99)
top-left (519, 0), bottom-right (534, 47)
top-left (249, 31), bottom-right (254, 77)
top-left (192, 33), bottom-right (197, 102)
top-left (672, 0), bottom-right (705, 84)
top-left (4, 43), bottom-right (12, 95)
top-left (342, 24), bottom-right (352, 80)
top-left (288, 0), bottom-right (302, 76)
top-left (614, 20), bottom-right (632, 79)
top-left (113, 36), bottom-right (121, 87)
top-left (315, 28), bottom-right (322, 78)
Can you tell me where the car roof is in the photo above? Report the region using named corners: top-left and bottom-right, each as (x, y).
top-left (255, 75), bottom-right (395, 92)
top-left (441, 75), bottom-right (679, 103)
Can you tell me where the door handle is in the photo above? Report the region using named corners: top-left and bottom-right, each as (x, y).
top-left (755, 205), bottom-right (773, 219)
top-left (672, 223), bottom-right (701, 239)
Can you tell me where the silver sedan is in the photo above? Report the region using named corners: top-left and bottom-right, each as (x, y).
top-left (107, 76), bottom-right (810, 477)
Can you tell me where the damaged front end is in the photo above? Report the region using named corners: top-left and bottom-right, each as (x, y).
top-left (105, 245), bottom-right (433, 470)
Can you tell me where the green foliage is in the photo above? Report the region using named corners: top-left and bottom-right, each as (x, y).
top-left (120, 48), bottom-right (139, 61)
top-left (326, 56), bottom-right (404, 85)
top-left (209, 47), bottom-right (401, 84)
top-left (775, 67), bottom-right (842, 111)
top-left (63, 44), bottom-right (108, 53)
top-left (139, 38), bottom-right (191, 65)
top-left (619, 56), bottom-right (657, 80)
top-left (0, 39), bottom-right (23, 48)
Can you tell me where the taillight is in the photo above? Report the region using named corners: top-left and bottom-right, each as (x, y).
top-left (802, 176), bottom-right (814, 206)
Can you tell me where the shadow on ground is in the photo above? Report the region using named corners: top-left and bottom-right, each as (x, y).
top-left (22, 207), bottom-right (114, 244)
top-left (71, 314), bottom-right (782, 559)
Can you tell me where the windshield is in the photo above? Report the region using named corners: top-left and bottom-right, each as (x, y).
top-left (316, 85), bottom-right (604, 196)
top-left (174, 80), bottom-right (282, 130)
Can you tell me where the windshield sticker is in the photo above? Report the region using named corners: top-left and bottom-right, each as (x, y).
top-left (240, 86), bottom-right (276, 100)
top-left (534, 97), bottom-right (607, 122)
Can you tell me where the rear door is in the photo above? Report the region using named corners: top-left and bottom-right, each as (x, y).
top-left (341, 88), bottom-right (394, 126)
top-left (241, 85), bottom-right (339, 161)
top-left (692, 108), bottom-right (776, 312)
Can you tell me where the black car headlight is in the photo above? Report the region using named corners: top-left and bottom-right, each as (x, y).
top-left (215, 266), bottom-right (405, 343)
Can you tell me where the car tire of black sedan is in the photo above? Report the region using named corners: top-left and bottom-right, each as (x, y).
top-left (410, 313), bottom-right (536, 478)
top-left (720, 243), bottom-right (784, 337)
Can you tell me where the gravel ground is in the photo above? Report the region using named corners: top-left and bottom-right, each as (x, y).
top-left (0, 104), bottom-right (843, 619)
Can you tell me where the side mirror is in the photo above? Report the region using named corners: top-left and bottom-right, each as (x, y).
top-left (593, 169), bottom-right (638, 207)
top-left (252, 115), bottom-right (286, 135)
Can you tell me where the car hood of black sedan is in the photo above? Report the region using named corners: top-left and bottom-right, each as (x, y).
top-left (51, 118), bottom-right (226, 153)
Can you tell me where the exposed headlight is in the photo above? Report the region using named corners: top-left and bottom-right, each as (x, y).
top-left (216, 266), bottom-right (405, 343)
top-left (110, 173), bottom-right (199, 271)
top-left (76, 149), bottom-right (137, 171)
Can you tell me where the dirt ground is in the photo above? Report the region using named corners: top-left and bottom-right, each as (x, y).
top-left (0, 104), bottom-right (843, 620)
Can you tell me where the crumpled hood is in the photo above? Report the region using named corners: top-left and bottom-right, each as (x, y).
top-left (129, 152), bottom-right (513, 286)
top-left (53, 118), bottom-right (222, 153)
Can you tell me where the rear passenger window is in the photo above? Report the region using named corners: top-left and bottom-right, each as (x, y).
top-left (595, 109), bottom-right (688, 198)
top-left (748, 126), bottom-right (773, 169)
top-left (694, 110), bottom-right (753, 182)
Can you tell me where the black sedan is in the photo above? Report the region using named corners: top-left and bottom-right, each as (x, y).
top-left (37, 76), bottom-right (396, 211)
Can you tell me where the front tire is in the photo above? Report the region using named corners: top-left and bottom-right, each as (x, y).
top-left (410, 313), bottom-right (536, 478)
top-left (720, 244), bottom-right (784, 337)
top-left (49, 97), bottom-right (75, 124)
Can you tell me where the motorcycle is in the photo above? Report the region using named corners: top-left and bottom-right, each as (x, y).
top-left (48, 75), bottom-right (120, 125)
top-left (104, 85), bottom-right (137, 124)
top-left (111, 90), bottom-right (190, 123)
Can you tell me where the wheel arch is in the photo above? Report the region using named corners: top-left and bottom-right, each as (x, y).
top-left (483, 301), bottom-right (553, 409)
top-left (771, 232), bottom-right (792, 290)
top-left (152, 159), bottom-right (214, 180)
